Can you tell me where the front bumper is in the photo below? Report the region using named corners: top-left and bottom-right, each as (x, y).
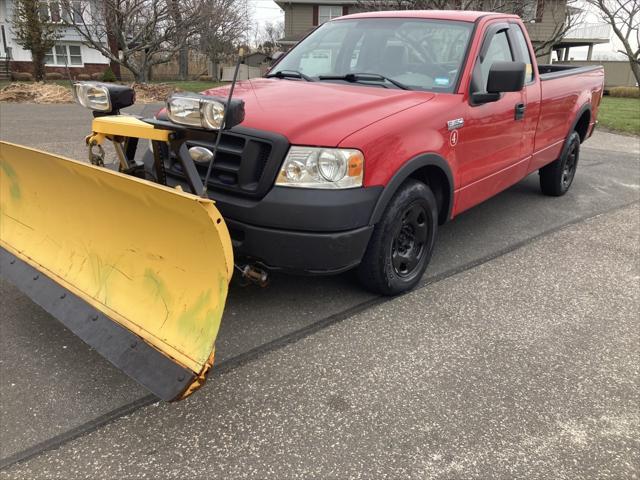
top-left (214, 186), bottom-right (381, 274)
top-left (143, 147), bottom-right (381, 273)
top-left (226, 219), bottom-right (374, 274)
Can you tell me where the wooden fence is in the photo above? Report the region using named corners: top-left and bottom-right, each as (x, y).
top-left (121, 51), bottom-right (210, 81)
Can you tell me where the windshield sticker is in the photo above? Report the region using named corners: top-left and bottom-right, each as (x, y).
top-left (434, 77), bottom-right (450, 87)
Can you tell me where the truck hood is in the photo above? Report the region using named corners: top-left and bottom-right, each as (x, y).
top-left (199, 78), bottom-right (435, 146)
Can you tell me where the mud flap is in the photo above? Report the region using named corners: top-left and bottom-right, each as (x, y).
top-left (0, 141), bottom-right (233, 400)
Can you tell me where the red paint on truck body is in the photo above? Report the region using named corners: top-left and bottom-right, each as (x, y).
top-left (197, 11), bottom-right (604, 219)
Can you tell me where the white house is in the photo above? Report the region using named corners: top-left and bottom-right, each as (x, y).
top-left (0, 0), bottom-right (110, 77)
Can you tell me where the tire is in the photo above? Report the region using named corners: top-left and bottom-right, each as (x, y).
top-left (539, 131), bottom-right (581, 196)
top-left (357, 179), bottom-right (438, 296)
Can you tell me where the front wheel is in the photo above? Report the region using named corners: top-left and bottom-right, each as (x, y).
top-left (357, 179), bottom-right (438, 296)
top-left (539, 131), bottom-right (581, 196)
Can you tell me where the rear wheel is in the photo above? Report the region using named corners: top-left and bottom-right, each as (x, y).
top-left (539, 131), bottom-right (581, 196)
top-left (357, 179), bottom-right (438, 296)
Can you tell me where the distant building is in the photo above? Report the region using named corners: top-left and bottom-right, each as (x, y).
top-left (275, 0), bottom-right (610, 64)
top-left (244, 51), bottom-right (273, 68)
top-left (0, 0), bottom-right (110, 78)
top-left (551, 22), bottom-right (610, 62)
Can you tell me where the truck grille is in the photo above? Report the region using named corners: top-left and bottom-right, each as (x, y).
top-left (165, 127), bottom-right (289, 199)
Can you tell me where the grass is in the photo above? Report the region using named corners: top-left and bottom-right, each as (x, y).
top-left (609, 86), bottom-right (640, 98)
top-left (598, 96), bottom-right (640, 136)
top-left (154, 81), bottom-right (224, 92)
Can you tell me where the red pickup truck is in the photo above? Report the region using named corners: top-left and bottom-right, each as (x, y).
top-left (0, 9), bottom-right (606, 401)
top-left (148, 10), bottom-right (605, 295)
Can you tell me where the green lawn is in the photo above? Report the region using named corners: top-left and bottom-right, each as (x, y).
top-left (598, 96), bottom-right (640, 136)
top-left (156, 81), bottom-right (223, 92)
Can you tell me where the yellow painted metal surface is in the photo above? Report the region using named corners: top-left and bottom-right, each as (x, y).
top-left (91, 115), bottom-right (171, 142)
top-left (0, 141), bottom-right (233, 376)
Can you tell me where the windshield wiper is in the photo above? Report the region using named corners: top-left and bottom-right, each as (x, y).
top-left (266, 70), bottom-right (314, 82)
top-left (318, 73), bottom-right (410, 90)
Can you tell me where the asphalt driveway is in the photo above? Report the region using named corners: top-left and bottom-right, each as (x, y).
top-left (0, 103), bottom-right (638, 478)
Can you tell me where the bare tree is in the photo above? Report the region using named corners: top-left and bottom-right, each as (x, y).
top-left (198, 0), bottom-right (249, 78)
top-left (529, 0), bottom-right (585, 56)
top-left (11, 0), bottom-right (62, 80)
top-left (62, 0), bottom-right (203, 82)
top-left (169, 0), bottom-right (189, 80)
top-left (258, 21), bottom-right (284, 54)
top-left (587, 0), bottom-right (640, 86)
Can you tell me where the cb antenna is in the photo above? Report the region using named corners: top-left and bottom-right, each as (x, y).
top-left (201, 48), bottom-right (245, 198)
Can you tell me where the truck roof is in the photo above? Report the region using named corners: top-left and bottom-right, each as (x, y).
top-left (340, 10), bottom-right (518, 23)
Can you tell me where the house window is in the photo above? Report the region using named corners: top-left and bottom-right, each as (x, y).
top-left (39, 1), bottom-right (62, 23)
top-left (45, 44), bottom-right (83, 66)
top-left (66, 1), bottom-right (85, 23)
top-left (318, 5), bottom-right (342, 24)
top-left (39, 1), bottom-right (85, 24)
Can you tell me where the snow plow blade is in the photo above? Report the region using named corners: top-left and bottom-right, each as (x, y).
top-left (0, 141), bottom-right (233, 401)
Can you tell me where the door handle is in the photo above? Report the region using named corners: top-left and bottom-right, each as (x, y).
top-left (515, 103), bottom-right (526, 120)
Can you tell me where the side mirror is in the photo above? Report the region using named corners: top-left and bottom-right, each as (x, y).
top-left (472, 61), bottom-right (526, 104)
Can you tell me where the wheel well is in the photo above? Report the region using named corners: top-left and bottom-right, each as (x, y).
top-left (408, 166), bottom-right (451, 224)
top-left (574, 110), bottom-right (590, 142)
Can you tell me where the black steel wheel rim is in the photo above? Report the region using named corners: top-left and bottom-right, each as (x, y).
top-left (391, 203), bottom-right (429, 278)
top-left (562, 140), bottom-right (578, 188)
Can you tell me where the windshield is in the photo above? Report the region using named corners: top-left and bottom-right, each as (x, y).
top-left (273, 18), bottom-right (473, 92)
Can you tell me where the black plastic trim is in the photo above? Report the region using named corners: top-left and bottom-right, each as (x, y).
top-left (144, 118), bottom-right (290, 199)
top-left (564, 103), bottom-right (592, 149)
top-left (226, 219), bottom-right (374, 274)
top-left (0, 247), bottom-right (194, 401)
top-left (478, 22), bottom-right (511, 62)
top-left (370, 153), bottom-right (454, 225)
top-left (211, 186), bottom-right (383, 232)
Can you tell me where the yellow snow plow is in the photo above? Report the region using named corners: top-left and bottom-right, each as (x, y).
top-left (0, 82), bottom-right (245, 401)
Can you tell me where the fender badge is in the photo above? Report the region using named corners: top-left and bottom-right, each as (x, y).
top-left (450, 129), bottom-right (459, 147)
top-left (447, 118), bottom-right (464, 130)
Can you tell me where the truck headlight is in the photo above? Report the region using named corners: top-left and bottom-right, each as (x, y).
top-left (276, 147), bottom-right (364, 189)
top-left (73, 82), bottom-right (135, 113)
top-left (166, 93), bottom-right (245, 130)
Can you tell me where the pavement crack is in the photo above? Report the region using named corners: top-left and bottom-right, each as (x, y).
top-left (1, 198), bottom-right (638, 472)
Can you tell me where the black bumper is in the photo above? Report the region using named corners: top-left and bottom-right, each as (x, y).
top-left (226, 219), bottom-right (374, 274)
top-left (217, 186), bottom-right (381, 274)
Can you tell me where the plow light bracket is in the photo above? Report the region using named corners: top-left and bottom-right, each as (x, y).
top-left (73, 82), bottom-right (136, 115)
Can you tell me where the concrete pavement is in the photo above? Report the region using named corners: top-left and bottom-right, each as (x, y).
top-left (2, 202), bottom-right (638, 479)
top-left (1, 103), bottom-right (639, 477)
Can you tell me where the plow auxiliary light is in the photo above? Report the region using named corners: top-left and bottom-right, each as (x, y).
top-left (73, 82), bottom-right (135, 114)
top-left (166, 93), bottom-right (245, 131)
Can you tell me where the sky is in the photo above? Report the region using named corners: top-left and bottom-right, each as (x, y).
top-left (250, 0), bottom-right (284, 26)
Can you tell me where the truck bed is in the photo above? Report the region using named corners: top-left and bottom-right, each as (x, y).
top-left (530, 63), bottom-right (604, 172)
top-left (538, 64), bottom-right (603, 81)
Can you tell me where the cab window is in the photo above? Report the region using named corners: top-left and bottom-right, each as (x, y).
top-left (479, 31), bottom-right (513, 92)
top-left (513, 26), bottom-right (534, 83)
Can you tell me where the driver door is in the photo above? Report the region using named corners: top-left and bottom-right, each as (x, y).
top-left (455, 24), bottom-right (527, 214)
